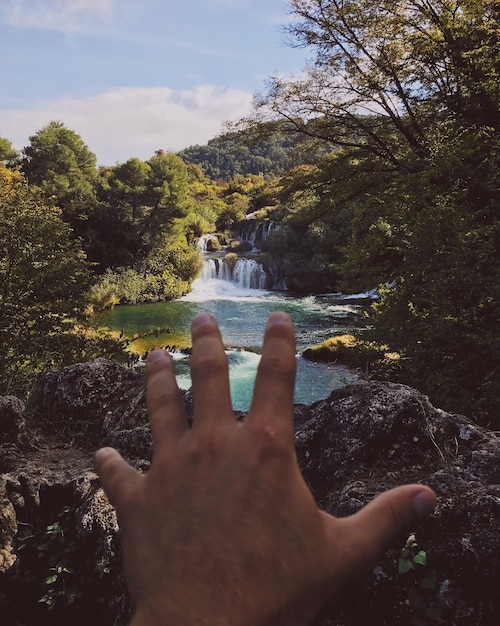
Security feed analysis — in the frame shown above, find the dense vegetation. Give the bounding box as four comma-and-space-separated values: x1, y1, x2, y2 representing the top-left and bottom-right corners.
0, 165, 130, 396
1, 0, 498, 427
240, 0, 499, 426
0, 125, 259, 397
178, 126, 322, 180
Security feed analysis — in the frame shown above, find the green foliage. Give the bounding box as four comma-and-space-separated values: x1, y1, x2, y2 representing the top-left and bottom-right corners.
368, 170, 500, 426
0, 166, 88, 395
144, 240, 203, 285
0, 165, 132, 398
398, 534, 445, 625
144, 152, 190, 240
91, 152, 205, 273
81, 201, 145, 270
216, 193, 248, 231
21, 121, 97, 222
241, 0, 500, 425
90, 243, 202, 306
260, 156, 368, 292
183, 204, 218, 239
264, 225, 336, 293
178, 127, 312, 180
0, 136, 18, 163
15, 504, 116, 624
303, 334, 386, 369
107, 157, 150, 219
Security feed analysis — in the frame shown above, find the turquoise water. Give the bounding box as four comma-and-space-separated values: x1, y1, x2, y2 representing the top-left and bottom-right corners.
104, 276, 368, 410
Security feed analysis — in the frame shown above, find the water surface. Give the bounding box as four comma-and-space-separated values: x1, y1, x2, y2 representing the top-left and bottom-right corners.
104, 272, 368, 410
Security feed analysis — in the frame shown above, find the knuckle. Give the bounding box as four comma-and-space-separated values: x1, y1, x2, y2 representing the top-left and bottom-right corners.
250, 419, 291, 460
186, 429, 226, 462
190, 354, 227, 379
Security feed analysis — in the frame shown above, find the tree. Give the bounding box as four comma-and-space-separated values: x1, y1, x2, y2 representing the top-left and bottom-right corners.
254, 0, 499, 164
88, 153, 203, 303
107, 157, 151, 220
178, 127, 310, 180
21, 121, 98, 223
144, 152, 190, 242
0, 137, 18, 163
0, 165, 93, 395
242, 0, 500, 424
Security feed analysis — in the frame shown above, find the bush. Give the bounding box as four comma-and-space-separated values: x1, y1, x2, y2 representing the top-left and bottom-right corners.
303, 334, 395, 370
90, 244, 202, 306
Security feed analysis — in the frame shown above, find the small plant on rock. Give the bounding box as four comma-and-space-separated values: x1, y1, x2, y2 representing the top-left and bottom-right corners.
398, 534, 445, 625
16, 502, 115, 623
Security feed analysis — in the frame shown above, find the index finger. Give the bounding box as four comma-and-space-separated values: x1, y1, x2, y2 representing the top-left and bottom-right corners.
246, 311, 296, 434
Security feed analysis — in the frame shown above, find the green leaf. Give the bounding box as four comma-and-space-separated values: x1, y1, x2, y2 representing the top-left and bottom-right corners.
420, 569, 437, 590
44, 575, 57, 585
39, 593, 55, 607
413, 550, 427, 566
401, 547, 410, 558
398, 557, 414, 574
424, 602, 444, 622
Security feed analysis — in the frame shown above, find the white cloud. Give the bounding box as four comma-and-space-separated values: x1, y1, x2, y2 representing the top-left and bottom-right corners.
2, 85, 254, 165
0, 0, 117, 33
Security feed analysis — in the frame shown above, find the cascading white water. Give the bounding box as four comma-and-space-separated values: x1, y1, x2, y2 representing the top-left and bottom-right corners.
261, 221, 278, 242
197, 234, 220, 251
232, 259, 267, 289
202, 257, 267, 289
238, 220, 279, 248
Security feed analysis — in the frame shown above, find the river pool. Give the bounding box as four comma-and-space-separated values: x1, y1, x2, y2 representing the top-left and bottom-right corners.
103, 273, 370, 410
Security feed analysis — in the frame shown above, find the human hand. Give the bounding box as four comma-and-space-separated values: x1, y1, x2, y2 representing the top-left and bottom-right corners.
95, 312, 436, 626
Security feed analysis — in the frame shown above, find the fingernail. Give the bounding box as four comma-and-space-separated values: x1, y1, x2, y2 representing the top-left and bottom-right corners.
95, 447, 113, 465
268, 311, 290, 325
192, 313, 214, 330
147, 349, 168, 364
412, 489, 437, 519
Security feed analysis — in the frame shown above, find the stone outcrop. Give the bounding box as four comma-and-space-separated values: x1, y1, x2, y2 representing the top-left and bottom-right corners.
1, 359, 499, 625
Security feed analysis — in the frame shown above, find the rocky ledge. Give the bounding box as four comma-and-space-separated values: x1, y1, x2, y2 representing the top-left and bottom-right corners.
1, 358, 499, 625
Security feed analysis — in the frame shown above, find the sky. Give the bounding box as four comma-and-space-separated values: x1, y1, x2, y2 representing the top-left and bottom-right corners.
0, 0, 308, 165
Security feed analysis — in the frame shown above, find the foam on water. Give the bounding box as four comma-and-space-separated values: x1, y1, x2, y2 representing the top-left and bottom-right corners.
172, 348, 359, 411
180, 277, 274, 303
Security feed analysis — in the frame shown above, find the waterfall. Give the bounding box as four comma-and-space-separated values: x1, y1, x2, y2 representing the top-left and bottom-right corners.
262, 221, 278, 242
197, 234, 220, 252
233, 258, 267, 289
202, 257, 267, 290
237, 220, 279, 248
262, 255, 287, 290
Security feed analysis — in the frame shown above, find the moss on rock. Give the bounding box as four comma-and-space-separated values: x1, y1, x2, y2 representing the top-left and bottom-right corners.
302, 334, 395, 369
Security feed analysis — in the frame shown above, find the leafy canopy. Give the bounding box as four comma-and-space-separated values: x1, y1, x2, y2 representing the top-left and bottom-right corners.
0, 165, 93, 394
242, 0, 500, 425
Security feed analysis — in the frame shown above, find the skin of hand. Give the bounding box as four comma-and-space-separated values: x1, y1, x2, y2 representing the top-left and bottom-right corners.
95, 312, 436, 626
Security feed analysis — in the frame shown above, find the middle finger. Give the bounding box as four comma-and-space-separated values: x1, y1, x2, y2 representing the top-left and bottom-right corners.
189, 313, 234, 428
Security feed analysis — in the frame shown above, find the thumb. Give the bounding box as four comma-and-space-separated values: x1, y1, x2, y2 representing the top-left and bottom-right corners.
95, 446, 141, 508
335, 485, 436, 578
